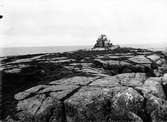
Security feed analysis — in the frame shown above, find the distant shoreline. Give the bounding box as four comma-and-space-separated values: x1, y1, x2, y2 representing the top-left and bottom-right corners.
0, 45, 166, 57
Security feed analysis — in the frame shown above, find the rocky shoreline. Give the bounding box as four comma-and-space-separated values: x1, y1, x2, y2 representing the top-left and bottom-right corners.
1, 47, 167, 122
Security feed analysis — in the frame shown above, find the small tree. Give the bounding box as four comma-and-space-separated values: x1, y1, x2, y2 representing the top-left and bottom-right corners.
94, 34, 112, 49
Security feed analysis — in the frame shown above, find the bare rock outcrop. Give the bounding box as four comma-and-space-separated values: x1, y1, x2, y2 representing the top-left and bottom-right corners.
5, 72, 167, 122
2, 47, 167, 122
94, 52, 167, 76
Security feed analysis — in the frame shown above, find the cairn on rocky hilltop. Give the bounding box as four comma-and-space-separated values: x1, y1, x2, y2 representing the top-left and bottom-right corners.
93, 34, 120, 50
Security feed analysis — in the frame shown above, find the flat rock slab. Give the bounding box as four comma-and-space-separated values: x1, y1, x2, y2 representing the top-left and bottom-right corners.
90, 73, 147, 87
147, 54, 161, 62
14, 84, 80, 122
16, 94, 63, 122
16, 84, 79, 101
15, 85, 48, 100
8, 55, 43, 64
89, 76, 120, 87
94, 59, 131, 66
116, 73, 147, 87
4, 68, 22, 74
17, 94, 46, 117
56, 59, 75, 63
81, 68, 109, 77
97, 55, 133, 60
49, 76, 97, 86
128, 55, 151, 64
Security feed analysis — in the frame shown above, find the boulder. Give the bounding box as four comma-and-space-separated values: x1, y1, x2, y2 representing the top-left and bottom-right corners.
146, 94, 167, 122
138, 77, 166, 99
110, 88, 144, 121
64, 86, 144, 122
64, 86, 123, 122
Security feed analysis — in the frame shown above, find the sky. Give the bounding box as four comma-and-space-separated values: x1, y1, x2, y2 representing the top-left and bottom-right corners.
0, 0, 167, 47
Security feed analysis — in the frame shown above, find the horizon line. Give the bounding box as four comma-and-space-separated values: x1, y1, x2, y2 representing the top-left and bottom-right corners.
1, 42, 167, 48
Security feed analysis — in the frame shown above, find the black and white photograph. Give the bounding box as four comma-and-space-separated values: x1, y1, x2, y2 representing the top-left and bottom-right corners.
0, 0, 167, 121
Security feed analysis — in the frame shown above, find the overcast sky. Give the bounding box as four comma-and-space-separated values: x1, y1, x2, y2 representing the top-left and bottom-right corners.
0, 0, 167, 47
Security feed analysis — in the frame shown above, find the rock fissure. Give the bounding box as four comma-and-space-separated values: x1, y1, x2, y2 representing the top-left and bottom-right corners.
33, 95, 47, 121
162, 83, 167, 100
60, 77, 101, 102
61, 86, 82, 102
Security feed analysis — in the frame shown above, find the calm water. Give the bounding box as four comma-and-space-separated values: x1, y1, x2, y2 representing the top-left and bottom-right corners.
0, 44, 166, 57
0, 46, 92, 57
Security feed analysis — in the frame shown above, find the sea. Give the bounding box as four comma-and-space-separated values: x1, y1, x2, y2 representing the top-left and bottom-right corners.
0, 44, 167, 57
0, 46, 92, 57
